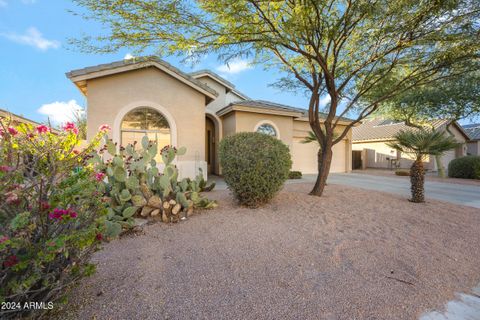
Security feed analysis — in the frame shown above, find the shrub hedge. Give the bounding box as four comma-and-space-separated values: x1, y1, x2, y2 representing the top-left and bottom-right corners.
448, 156, 480, 179
219, 132, 291, 207
289, 171, 303, 179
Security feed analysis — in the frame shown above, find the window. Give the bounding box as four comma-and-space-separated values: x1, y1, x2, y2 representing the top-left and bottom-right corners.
121, 107, 170, 162
256, 123, 277, 137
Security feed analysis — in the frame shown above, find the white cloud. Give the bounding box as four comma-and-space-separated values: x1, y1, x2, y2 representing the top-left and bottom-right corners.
37, 100, 84, 124
216, 59, 252, 75
124, 53, 134, 60
21, 0, 36, 3
1, 27, 60, 51
319, 95, 331, 107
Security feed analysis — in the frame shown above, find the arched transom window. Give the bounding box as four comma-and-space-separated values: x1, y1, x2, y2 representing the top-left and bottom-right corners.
121, 107, 170, 162
256, 123, 277, 137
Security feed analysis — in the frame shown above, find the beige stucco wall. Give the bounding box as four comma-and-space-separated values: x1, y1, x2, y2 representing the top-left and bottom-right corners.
86, 67, 207, 178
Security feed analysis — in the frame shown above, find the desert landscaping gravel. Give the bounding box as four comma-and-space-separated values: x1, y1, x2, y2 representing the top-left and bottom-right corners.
59, 183, 480, 320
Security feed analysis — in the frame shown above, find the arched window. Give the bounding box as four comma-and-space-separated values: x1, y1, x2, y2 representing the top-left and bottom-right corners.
121, 107, 170, 162
256, 123, 277, 137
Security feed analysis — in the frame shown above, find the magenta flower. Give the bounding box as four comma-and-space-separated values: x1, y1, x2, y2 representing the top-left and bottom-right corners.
0, 235, 9, 243
7, 127, 18, 136
98, 124, 111, 133
36, 125, 50, 134
95, 172, 106, 182
0, 165, 14, 172
63, 122, 79, 135
48, 208, 78, 220
3, 255, 18, 268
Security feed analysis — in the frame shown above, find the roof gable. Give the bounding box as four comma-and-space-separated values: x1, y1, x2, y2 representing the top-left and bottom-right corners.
353, 118, 468, 142
66, 57, 218, 101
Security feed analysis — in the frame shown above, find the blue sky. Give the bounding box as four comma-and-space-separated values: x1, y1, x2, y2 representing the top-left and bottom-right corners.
0, 0, 313, 125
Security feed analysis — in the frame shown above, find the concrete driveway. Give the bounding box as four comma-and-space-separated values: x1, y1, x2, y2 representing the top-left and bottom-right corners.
213, 173, 480, 208
310, 173, 480, 209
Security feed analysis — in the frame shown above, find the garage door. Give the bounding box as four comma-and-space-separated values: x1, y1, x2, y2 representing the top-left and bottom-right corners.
291, 138, 347, 174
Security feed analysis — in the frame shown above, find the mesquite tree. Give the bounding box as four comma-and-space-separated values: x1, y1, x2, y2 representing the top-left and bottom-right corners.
387, 130, 458, 203
72, 0, 480, 196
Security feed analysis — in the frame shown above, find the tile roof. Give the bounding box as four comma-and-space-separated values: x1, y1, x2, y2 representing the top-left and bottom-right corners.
463, 123, 480, 141
189, 70, 250, 99
352, 118, 450, 142
66, 57, 218, 97
218, 100, 355, 122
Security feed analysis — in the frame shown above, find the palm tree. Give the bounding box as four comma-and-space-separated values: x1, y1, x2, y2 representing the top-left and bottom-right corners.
387, 129, 458, 203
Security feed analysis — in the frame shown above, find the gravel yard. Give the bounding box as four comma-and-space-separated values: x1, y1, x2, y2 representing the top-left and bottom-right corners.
59, 183, 480, 320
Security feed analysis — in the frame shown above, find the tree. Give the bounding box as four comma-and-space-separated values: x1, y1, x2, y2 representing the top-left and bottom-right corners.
387, 129, 458, 203
373, 70, 480, 177
72, 0, 480, 196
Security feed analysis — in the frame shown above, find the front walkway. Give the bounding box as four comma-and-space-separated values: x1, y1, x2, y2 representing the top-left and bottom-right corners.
210, 173, 480, 208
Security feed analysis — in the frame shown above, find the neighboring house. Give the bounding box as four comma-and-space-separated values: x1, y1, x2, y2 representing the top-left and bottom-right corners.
463, 123, 480, 156
67, 57, 356, 178
352, 119, 468, 171
0, 108, 42, 127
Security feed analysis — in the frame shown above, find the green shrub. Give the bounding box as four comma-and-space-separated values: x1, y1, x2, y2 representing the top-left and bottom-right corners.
89, 137, 216, 236
395, 170, 410, 176
219, 132, 291, 207
448, 156, 480, 179
289, 171, 302, 179
0, 120, 106, 319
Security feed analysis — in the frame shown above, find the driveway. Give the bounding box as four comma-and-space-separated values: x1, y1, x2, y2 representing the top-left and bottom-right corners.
311, 173, 480, 209
212, 173, 480, 208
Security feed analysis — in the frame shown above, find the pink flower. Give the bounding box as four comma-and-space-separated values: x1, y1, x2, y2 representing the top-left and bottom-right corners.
49, 208, 78, 220
0, 165, 14, 172
3, 255, 18, 268
7, 127, 18, 136
36, 125, 50, 134
95, 172, 106, 182
63, 122, 79, 135
40, 201, 50, 211
27, 133, 35, 139
72, 150, 80, 155
0, 235, 9, 243
0, 129, 4, 137
96, 233, 103, 241
98, 124, 111, 133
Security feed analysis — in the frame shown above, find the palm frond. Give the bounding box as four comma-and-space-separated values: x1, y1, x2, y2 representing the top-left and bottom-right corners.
387, 129, 459, 161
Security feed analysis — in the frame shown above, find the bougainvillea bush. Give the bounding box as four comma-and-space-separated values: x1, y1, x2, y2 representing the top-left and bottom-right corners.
0, 120, 107, 319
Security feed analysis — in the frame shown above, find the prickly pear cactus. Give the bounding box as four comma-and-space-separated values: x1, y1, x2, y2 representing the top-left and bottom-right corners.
89, 134, 217, 236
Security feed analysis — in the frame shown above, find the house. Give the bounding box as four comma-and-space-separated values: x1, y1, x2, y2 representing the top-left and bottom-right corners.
463, 123, 480, 156
352, 119, 468, 171
66, 57, 356, 178
0, 108, 42, 127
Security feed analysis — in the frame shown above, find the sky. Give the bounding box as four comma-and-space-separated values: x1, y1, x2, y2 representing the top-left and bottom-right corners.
0, 0, 315, 125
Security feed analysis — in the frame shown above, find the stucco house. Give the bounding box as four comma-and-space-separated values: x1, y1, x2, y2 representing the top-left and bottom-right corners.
352, 119, 469, 171
67, 57, 355, 179
463, 123, 480, 156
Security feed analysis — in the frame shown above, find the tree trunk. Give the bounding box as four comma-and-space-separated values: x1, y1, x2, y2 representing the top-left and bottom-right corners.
310, 145, 333, 196
435, 154, 446, 178
410, 160, 425, 203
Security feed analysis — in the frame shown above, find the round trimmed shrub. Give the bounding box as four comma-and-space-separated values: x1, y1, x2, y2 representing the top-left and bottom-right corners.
448, 156, 480, 179
219, 132, 292, 207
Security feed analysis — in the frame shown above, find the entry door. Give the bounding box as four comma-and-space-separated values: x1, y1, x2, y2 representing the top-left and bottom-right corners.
352, 150, 362, 170
205, 117, 215, 174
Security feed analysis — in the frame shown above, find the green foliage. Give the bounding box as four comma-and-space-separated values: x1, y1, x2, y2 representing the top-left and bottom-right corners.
90, 137, 216, 235
387, 129, 459, 162
448, 156, 480, 179
219, 132, 291, 207
289, 171, 302, 179
0, 119, 106, 319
